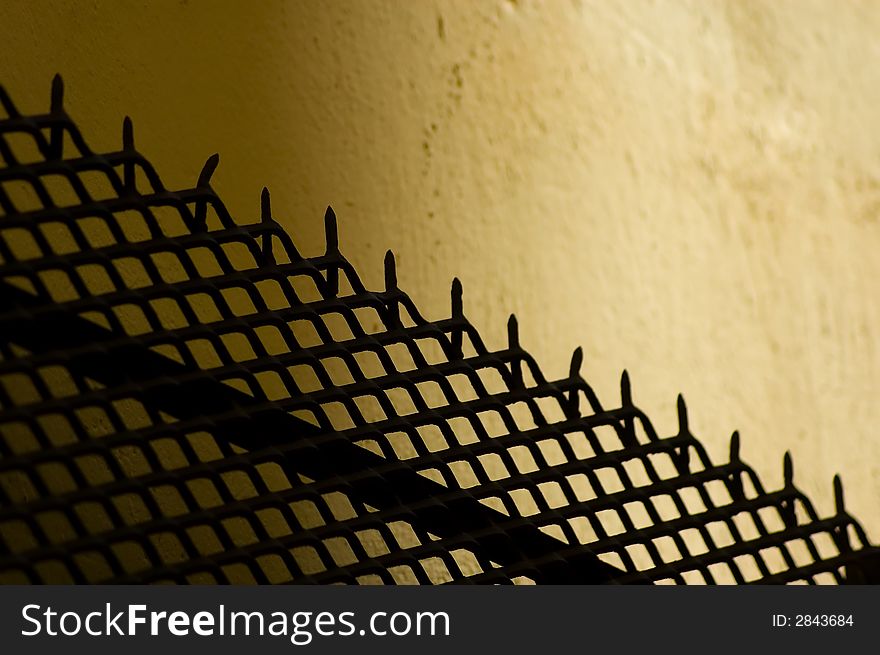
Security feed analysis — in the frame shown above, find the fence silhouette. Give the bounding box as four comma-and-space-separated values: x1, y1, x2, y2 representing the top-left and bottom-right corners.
0, 76, 877, 584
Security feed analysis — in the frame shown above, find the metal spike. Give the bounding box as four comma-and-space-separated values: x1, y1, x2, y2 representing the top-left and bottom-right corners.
450, 278, 463, 359
729, 431, 740, 462
565, 347, 583, 418
832, 475, 852, 552
384, 250, 397, 291
49, 74, 64, 159
383, 251, 400, 328
507, 314, 519, 349
569, 347, 583, 380
670, 395, 691, 472
779, 454, 797, 528
122, 116, 135, 194
451, 278, 463, 319
324, 206, 338, 253
676, 394, 689, 435
619, 370, 637, 447
122, 116, 134, 150
260, 188, 274, 264
620, 370, 632, 406
193, 154, 219, 230
726, 432, 744, 501
50, 74, 64, 113
323, 206, 339, 296
834, 474, 845, 515
507, 315, 523, 389
783, 451, 793, 487
197, 153, 220, 188
260, 187, 272, 222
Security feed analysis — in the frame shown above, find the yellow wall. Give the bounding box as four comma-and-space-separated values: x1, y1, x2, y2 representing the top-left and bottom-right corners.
2, 0, 879, 543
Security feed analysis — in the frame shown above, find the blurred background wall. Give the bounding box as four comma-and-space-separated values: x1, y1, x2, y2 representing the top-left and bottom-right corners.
2, 0, 878, 540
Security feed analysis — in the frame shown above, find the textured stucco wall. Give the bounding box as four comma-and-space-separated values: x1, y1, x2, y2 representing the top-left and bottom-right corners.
2, 0, 879, 541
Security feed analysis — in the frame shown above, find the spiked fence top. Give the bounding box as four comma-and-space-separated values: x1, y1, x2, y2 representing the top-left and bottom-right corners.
0, 77, 876, 585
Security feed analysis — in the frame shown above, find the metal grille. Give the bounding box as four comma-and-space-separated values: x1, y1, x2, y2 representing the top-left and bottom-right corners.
0, 77, 877, 585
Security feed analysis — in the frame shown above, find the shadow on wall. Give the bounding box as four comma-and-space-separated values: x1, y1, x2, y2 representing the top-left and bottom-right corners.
1, 0, 879, 547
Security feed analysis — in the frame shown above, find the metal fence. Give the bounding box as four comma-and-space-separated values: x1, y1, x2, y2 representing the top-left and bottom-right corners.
0, 76, 877, 584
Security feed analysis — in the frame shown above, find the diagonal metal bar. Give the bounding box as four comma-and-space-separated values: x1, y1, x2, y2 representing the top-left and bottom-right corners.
0, 279, 625, 584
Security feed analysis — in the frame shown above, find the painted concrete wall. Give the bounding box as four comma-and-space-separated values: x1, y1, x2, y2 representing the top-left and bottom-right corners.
2, 0, 879, 544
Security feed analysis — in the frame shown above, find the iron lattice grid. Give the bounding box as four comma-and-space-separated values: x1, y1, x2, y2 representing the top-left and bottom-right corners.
0, 77, 877, 585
